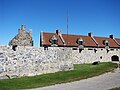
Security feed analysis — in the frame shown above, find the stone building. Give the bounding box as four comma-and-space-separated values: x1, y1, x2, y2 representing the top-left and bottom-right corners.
40, 30, 120, 62
9, 25, 33, 47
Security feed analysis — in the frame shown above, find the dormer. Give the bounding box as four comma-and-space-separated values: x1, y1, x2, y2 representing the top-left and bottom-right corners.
77, 38, 84, 45
77, 38, 84, 50
103, 40, 109, 46
50, 35, 58, 46
103, 40, 109, 50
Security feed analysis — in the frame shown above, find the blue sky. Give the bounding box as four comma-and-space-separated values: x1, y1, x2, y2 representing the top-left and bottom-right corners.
0, 0, 120, 46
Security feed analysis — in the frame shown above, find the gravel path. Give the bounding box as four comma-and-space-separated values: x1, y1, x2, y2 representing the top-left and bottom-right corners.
29, 69, 120, 90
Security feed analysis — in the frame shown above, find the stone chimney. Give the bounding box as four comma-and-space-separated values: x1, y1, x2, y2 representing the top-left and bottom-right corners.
88, 32, 93, 37
56, 30, 62, 35
109, 35, 114, 39
110, 34, 120, 46
56, 29, 66, 45
88, 32, 99, 46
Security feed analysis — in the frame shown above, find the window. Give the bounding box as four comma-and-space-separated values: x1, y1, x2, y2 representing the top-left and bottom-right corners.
88, 48, 93, 50
77, 38, 84, 50
72, 48, 78, 50
103, 40, 109, 46
100, 56, 102, 59
110, 49, 114, 51
94, 48, 97, 53
77, 38, 84, 45
79, 41, 83, 45
44, 46, 48, 50
106, 42, 109, 46
50, 35, 58, 46
51, 40, 58, 45
103, 40, 109, 50
12, 45, 17, 51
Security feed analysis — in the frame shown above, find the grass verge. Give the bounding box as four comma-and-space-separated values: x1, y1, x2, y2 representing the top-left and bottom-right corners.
110, 87, 120, 90
0, 62, 117, 90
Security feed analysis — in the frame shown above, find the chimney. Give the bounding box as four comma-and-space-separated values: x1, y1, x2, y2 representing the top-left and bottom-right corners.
56, 30, 66, 45
88, 32, 99, 46
109, 35, 114, 39
56, 30, 62, 35
88, 32, 93, 37
110, 34, 120, 46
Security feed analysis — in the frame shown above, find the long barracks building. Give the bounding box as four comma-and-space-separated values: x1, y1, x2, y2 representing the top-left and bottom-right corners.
40, 30, 120, 62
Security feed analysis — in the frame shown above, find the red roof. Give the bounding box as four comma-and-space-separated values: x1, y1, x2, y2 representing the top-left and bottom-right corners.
94, 36, 119, 48
41, 32, 120, 48
42, 32, 97, 47
115, 38, 120, 45
42, 32, 63, 46
62, 34, 97, 47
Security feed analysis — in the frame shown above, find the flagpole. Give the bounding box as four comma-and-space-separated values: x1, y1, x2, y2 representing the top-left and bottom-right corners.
67, 11, 68, 46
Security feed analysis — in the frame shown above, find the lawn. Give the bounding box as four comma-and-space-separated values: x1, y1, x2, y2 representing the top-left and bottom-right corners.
0, 62, 117, 90
110, 87, 120, 90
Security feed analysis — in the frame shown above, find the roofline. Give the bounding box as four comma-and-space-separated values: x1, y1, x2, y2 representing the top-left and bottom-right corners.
113, 38, 120, 46
43, 32, 120, 39
94, 36, 110, 39
41, 32, 120, 48
43, 32, 89, 37
43, 32, 57, 34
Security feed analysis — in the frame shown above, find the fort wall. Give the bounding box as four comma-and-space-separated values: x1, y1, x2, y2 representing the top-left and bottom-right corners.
0, 46, 119, 79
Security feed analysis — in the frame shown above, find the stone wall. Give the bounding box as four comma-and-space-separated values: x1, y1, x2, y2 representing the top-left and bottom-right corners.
71, 48, 120, 64
0, 46, 73, 79
0, 46, 120, 79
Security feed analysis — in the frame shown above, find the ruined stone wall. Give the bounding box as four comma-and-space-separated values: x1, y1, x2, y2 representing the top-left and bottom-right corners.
0, 46, 120, 79
9, 25, 33, 46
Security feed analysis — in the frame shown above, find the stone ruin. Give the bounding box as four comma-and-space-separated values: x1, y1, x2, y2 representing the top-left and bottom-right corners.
9, 25, 33, 46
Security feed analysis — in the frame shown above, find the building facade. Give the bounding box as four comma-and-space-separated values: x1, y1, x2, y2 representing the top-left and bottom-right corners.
40, 30, 120, 62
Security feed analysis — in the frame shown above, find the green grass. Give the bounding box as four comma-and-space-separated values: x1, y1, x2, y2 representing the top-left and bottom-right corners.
110, 87, 120, 90
0, 62, 117, 90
